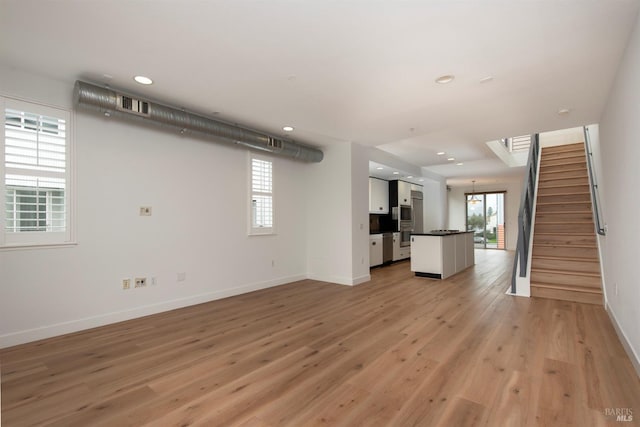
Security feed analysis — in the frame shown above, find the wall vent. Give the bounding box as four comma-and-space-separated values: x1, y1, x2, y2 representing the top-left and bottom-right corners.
116, 95, 150, 116
267, 137, 283, 151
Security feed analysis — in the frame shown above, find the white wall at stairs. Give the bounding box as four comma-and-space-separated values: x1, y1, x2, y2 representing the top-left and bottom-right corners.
599, 9, 640, 375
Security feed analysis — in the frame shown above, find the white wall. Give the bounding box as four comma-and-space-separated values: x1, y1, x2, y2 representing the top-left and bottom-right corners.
306, 142, 370, 286
0, 67, 312, 347
350, 143, 372, 284
599, 9, 640, 373
447, 178, 523, 251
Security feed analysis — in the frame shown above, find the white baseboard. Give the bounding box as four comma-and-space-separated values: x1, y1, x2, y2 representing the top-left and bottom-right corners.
306, 273, 371, 286
605, 302, 640, 379
351, 274, 371, 286
0, 274, 306, 349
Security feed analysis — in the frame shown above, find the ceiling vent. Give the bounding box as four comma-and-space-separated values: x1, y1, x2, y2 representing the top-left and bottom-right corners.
73, 80, 323, 163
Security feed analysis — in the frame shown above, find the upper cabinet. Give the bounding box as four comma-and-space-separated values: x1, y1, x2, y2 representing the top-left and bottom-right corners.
369, 177, 389, 214
411, 183, 423, 192
389, 180, 412, 206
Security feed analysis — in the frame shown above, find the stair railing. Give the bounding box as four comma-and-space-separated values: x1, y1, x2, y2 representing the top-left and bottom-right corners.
511, 134, 540, 294
583, 127, 606, 236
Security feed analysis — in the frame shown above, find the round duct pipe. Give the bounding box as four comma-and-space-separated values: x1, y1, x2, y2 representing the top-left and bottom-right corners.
73, 80, 323, 163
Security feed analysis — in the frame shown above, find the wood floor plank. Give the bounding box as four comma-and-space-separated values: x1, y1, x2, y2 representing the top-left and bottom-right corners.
1, 250, 639, 426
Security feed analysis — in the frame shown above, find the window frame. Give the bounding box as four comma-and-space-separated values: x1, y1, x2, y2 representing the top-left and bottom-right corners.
1, 96, 75, 249
248, 152, 275, 236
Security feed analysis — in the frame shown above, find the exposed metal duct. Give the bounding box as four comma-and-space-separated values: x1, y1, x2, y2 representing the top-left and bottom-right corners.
73, 80, 324, 163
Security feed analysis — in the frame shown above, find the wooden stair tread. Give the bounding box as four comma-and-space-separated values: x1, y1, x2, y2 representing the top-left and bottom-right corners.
534, 232, 593, 236
542, 142, 584, 151
541, 151, 585, 157
537, 201, 590, 205
540, 159, 586, 165
537, 182, 588, 187
540, 167, 587, 176
530, 282, 603, 294
538, 175, 588, 182
538, 213, 592, 216
532, 255, 599, 262
536, 220, 593, 225
534, 243, 597, 249
536, 211, 593, 215
531, 267, 600, 277
538, 191, 590, 196
539, 165, 586, 171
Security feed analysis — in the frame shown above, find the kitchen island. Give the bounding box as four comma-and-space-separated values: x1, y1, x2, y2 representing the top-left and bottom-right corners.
410, 231, 475, 279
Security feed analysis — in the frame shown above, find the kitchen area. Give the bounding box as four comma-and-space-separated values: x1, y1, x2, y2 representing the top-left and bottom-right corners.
368, 178, 423, 266
369, 175, 474, 279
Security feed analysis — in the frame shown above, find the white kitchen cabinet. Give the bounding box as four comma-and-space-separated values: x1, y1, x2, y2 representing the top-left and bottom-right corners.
411, 235, 442, 275
369, 178, 389, 214
393, 232, 411, 261
454, 233, 467, 272
392, 232, 401, 261
442, 235, 457, 278
369, 234, 383, 267
411, 232, 474, 279
399, 246, 411, 260
397, 180, 412, 206
410, 183, 423, 192
465, 232, 475, 268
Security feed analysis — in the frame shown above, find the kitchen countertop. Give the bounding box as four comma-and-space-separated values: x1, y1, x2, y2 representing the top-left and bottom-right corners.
411, 231, 474, 236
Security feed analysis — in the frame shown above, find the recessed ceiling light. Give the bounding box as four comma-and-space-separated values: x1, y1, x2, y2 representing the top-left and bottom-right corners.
447, 157, 455, 161
479, 76, 494, 83
419, 179, 424, 182
376, 167, 384, 170
407, 176, 413, 179
133, 75, 153, 85
435, 75, 455, 84
283, 126, 294, 132
393, 171, 400, 175
558, 108, 570, 115
456, 162, 464, 166
437, 152, 446, 156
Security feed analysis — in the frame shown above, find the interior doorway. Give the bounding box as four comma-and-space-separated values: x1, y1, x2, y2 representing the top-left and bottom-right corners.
465, 191, 506, 249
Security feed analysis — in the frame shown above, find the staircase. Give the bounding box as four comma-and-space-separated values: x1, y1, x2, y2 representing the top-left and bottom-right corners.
530, 142, 603, 305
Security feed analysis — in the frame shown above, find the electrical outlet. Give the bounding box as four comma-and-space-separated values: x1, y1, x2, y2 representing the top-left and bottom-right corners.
151, 277, 157, 286
122, 279, 131, 290
139, 206, 152, 216
135, 277, 147, 288
177, 272, 186, 282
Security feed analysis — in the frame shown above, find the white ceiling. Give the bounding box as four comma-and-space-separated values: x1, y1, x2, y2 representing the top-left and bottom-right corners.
2, 0, 638, 184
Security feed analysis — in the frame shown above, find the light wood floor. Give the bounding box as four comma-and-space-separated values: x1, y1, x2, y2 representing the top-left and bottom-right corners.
1, 250, 639, 426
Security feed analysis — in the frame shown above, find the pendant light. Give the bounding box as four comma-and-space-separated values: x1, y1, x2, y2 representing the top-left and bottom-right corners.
469, 180, 481, 204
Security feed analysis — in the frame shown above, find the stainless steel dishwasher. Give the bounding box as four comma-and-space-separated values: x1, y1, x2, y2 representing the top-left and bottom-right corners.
382, 232, 393, 264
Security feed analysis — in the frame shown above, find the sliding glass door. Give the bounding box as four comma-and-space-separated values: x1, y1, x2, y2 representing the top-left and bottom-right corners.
466, 192, 505, 249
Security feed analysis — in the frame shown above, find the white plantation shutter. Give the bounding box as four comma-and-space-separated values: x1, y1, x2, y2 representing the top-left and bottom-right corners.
2, 98, 72, 246
250, 155, 274, 234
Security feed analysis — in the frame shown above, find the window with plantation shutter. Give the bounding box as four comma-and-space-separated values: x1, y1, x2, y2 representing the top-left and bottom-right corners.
249, 154, 274, 235
1, 97, 73, 247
